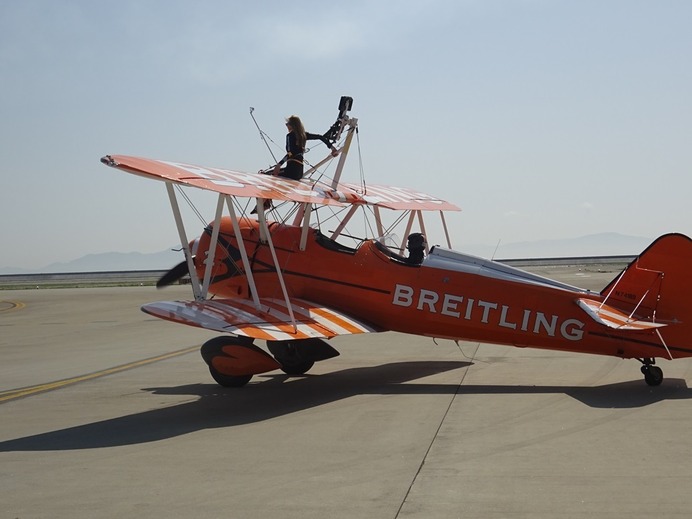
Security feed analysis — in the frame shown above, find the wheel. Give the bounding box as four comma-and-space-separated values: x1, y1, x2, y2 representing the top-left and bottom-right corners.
200, 336, 277, 387
208, 366, 252, 387
280, 360, 315, 376
641, 365, 663, 386
266, 340, 315, 375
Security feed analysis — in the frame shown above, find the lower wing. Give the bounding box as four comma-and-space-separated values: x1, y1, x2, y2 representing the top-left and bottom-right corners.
142, 297, 380, 341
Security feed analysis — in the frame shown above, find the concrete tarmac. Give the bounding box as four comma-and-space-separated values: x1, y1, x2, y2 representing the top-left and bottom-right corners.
2, 267, 692, 518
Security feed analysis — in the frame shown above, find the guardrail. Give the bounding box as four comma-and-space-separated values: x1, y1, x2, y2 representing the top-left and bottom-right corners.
0, 270, 172, 288
0, 255, 636, 289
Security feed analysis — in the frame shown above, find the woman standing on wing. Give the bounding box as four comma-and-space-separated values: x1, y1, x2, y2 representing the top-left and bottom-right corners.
253, 115, 338, 213
273, 115, 338, 180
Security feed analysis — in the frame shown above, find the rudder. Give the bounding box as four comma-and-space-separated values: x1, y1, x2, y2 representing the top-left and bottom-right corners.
600, 233, 692, 331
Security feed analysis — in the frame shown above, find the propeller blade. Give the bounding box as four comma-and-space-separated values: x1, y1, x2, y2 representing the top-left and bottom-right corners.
157, 260, 192, 288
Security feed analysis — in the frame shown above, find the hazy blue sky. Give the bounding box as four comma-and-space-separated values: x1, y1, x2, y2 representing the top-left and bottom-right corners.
1, 0, 690, 271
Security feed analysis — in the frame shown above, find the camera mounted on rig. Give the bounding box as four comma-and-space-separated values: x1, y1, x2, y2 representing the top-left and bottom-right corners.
323, 96, 354, 144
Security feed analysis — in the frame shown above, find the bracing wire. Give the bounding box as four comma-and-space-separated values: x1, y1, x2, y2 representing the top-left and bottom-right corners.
171, 185, 255, 277
454, 340, 479, 361
356, 127, 366, 194
175, 184, 208, 227
433, 338, 483, 363
249, 107, 280, 164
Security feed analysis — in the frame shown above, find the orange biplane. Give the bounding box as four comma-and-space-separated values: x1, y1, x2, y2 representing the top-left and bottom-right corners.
101, 97, 692, 388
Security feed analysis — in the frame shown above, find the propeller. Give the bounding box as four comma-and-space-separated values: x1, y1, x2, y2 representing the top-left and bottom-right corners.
156, 258, 193, 288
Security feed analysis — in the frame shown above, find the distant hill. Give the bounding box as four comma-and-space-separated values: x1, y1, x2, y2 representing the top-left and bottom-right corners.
0, 248, 182, 275
0, 233, 655, 275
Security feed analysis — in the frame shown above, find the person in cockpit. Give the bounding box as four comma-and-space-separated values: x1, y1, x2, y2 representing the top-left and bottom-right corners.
406, 233, 426, 264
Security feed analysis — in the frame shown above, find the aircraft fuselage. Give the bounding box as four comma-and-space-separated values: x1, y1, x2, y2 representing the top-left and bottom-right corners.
197, 218, 686, 361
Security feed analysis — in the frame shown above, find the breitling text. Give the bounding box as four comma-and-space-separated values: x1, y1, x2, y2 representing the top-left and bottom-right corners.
392, 283, 585, 341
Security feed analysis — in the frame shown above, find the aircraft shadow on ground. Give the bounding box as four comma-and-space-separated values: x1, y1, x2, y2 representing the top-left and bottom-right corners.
1, 361, 690, 452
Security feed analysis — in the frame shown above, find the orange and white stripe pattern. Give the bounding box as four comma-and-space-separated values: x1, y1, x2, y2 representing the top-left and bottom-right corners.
341, 182, 459, 211
103, 155, 460, 212
576, 298, 667, 331
142, 297, 379, 341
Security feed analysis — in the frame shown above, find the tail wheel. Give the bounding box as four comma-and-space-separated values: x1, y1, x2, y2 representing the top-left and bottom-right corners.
639, 358, 663, 386
641, 364, 663, 386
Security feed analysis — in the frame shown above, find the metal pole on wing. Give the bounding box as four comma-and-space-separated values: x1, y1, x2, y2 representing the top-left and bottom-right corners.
440, 210, 452, 248
224, 196, 262, 310
165, 182, 203, 301
330, 118, 357, 190
256, 201, 298, 332
199, 194, 225, 297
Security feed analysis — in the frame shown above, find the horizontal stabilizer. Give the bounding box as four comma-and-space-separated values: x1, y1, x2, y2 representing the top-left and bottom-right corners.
576, 298, 667, 331
142, 297, 379, 341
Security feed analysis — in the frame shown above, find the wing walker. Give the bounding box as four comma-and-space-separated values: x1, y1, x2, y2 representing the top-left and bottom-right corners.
101, 96, 692, 388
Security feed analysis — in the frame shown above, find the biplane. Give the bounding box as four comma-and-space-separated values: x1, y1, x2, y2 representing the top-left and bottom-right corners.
101, 96, 692, 388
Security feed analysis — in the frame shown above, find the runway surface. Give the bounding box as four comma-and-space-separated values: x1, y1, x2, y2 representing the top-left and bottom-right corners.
2, 266, 692, 518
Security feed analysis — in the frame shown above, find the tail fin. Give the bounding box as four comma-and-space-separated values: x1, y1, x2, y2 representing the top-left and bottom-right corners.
600, 234, 692, 330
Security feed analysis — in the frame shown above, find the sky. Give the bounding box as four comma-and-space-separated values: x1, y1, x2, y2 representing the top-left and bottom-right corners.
1, 0, 691, 271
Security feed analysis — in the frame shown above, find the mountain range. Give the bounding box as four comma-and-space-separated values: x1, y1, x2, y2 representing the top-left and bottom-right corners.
0, 232, 654, 275
1, 249, 183, 275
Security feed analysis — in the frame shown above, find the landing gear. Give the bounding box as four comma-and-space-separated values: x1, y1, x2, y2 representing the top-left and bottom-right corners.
200, 336, 281, 388
267, 338, 340, 376
639, 358, 664, 386
267, 340, 315, 375
199, 336, 341, 386
208, 369, 253, 388
280, 358, 315, 376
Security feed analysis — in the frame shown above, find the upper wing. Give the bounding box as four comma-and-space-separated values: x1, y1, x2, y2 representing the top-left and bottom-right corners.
142, 297, 381, 341
576, 298, 667, 331
339, 182, 460, 211
101, 155, 460, 212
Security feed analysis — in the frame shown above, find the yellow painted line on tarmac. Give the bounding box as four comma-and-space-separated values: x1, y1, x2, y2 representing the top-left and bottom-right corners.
0, 300, 25, 313
0, 345, 200, 404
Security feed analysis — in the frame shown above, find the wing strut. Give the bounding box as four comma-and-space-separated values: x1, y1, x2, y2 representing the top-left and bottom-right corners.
255, 199, 298, 331
417, 210, 429, 253
399, 211, 416, 253
440, 210, 452, 248
166, 182, 203, 301
299, 203, 313, 251
373, 206, 384, 238
330, 205, 359, 241
330, 117, 358, 189
199, 194, 225, 298
224, 196, 262, 309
